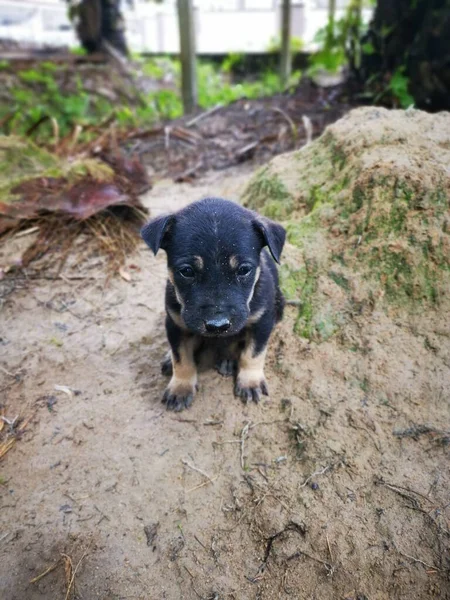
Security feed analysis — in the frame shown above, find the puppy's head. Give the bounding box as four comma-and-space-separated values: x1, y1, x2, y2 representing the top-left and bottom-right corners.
141, 198, 285, 337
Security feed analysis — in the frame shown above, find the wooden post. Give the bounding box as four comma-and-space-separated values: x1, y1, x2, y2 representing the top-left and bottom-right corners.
177, 0, 198, 114
279, 0, 291, 88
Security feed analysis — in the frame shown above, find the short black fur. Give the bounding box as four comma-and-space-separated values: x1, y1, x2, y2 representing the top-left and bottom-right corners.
141, 197, 286, 411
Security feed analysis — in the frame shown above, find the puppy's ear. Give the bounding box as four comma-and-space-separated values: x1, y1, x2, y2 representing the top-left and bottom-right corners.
253, 218, 286, 264
141, 214, 173, 255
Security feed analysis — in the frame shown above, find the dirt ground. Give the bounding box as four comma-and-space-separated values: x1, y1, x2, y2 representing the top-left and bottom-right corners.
0, 165, 449, 600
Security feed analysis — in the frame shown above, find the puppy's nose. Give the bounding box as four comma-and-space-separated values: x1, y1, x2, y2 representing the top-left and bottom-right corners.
205, 317, 231, 334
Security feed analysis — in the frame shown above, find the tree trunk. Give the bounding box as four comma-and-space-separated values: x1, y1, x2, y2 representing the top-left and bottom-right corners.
361, 0, 450, 111
279, 0, 292, 87
71, 0, 129, 57
177, 0, 198, 114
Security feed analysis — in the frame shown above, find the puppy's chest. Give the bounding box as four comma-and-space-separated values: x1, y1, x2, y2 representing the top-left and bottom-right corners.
199, 332, 246, 359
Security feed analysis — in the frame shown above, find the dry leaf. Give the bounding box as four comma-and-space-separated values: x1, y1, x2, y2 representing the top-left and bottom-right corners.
54, 385, 74, 398
119, 267, 131, 282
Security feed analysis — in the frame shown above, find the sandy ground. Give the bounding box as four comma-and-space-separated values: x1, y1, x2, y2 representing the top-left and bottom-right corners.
0, 167, 449, 600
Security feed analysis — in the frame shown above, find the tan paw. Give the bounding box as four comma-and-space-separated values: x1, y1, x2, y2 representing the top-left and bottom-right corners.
234, 378, 269, 403
162, 381, 196, 411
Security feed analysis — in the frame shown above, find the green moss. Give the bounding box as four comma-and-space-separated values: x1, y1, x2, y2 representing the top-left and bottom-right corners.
322, 132, 346, 170
328, 270, 350, 291
66, 159, 114, 182
0, 135, 115, 206
0, 136, 59, 188
281, 260, 339, 341
286, 212, 320, 248
242, 167, 293, 219
243, 113, 450, 341
279, 263, 304, 300
294, 261, 317, 339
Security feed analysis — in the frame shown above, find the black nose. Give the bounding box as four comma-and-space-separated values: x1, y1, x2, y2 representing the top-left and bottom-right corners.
205, 317, 231, 334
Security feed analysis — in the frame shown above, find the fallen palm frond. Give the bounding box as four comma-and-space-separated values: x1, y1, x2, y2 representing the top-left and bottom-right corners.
0, 135, 150, 274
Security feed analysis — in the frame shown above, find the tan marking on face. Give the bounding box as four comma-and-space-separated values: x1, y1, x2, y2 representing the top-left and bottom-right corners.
247, 266, 261, 308
247, 306, 266, 325
237, 339, 267, 389
229, 255, 239, 269
193, 255, 204, 270
167, 270, 185, 308
167, 307, 187, 331
168, 336, 198, 394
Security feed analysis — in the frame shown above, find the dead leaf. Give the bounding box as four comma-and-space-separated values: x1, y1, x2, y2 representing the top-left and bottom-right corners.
54, 385, 74, 399
119, 267, 131, 282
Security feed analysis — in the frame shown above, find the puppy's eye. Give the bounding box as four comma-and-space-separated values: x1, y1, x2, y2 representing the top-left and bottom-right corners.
237, 264, 253, 277
178, 266, 195, 279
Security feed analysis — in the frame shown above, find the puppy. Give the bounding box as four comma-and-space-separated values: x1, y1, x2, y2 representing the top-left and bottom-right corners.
141, 197, 286, 411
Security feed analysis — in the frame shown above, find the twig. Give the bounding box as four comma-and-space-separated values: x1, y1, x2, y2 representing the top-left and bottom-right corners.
300, 465, 331, 488
174, 160, 203, 183
193, 535, 208, 550
375, 478, 434, 504
187, 476, 218, 492
270, 107, 297, 144
181, 459, 215, 484
326, 534, 333, 564
302, 115, 313, 146
212, 440, 241, 446
101, 40, 133, 77
0, 366, 16, 378
64, 542, 92, 600
30, 561, 60, 584
183, 565, 203, 599
186, 104, 223, 127
396, 546, 441, 571
1, 415, 19, 427
164, 126, 171, 150
236, 141, 259, 160
13, 226, 40, 239
240, 421, 252, 470
287, 550, 334, 575
51, 117, 59, 148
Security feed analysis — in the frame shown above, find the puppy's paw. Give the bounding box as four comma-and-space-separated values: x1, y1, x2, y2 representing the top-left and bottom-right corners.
234, 378, 269, 404
161, 354, 173, 376
162, 384, 195, 411
216, 359, 237, 377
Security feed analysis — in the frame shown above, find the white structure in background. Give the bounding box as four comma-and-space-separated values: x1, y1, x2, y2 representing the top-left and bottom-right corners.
0, 0, 372, 53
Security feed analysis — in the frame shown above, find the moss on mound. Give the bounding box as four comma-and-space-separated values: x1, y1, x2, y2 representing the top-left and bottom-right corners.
0, 135, 114, 206
242, 107, 450, 340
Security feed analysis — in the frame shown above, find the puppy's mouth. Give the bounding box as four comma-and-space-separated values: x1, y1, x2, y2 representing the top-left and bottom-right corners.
201, 328, 235, 338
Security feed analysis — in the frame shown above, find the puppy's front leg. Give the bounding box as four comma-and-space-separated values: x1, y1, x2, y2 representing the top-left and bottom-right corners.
235, 312, 273, 403
163, 316, 198, 411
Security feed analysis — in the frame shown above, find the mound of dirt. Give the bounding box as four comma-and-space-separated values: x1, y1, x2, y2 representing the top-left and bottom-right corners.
243, 107, 450, 341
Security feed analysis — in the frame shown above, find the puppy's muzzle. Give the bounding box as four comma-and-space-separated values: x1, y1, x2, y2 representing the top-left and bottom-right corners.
204, 316, 231, 335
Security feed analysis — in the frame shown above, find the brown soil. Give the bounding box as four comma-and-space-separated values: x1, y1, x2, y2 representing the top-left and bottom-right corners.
1, 163, 449, 598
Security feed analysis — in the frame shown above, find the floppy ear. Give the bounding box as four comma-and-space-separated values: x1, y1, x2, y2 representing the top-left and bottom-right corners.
141, 214, 173, 255
253, 218, 286, 264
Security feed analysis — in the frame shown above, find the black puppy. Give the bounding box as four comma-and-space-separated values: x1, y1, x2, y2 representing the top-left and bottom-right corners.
141, 197, 286, 411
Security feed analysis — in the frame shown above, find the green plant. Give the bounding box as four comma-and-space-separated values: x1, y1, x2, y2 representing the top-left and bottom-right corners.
267, 35, 304, 53
386, 67, 414, 108
308, 0, 367, 75
1, 56, 302, 144
221, 52, 245, 74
